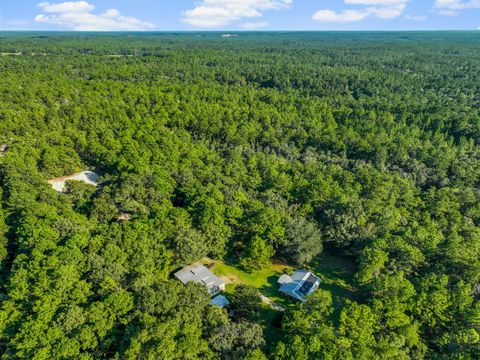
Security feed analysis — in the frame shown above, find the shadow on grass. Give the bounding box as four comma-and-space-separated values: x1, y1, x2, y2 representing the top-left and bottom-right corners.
308, 250, 359, 322
260, 275, 279, 297
259, 275, 296, 309
258, 306, 285, 351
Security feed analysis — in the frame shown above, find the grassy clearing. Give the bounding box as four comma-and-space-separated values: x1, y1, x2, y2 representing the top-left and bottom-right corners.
204, 250, 358, 344
205, 249, 358, 310
204, 258, 294, 307
308, 250, 359, 320
310, 251, 358, 301
202, 258, 292, 347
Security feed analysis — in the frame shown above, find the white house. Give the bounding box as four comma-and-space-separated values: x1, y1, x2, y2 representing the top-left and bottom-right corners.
278, 270, 321, 302
174, 264, 226, 297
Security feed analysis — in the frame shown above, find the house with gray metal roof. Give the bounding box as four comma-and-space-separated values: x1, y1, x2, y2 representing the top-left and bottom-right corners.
174, 263, 225, 297
278, 270, 321, 301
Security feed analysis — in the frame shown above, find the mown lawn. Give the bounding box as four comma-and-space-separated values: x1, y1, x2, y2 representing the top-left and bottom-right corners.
203, 250, 358, 344
205, 250, 358, 311
203, 259, 295, 307
308, 250, 359, 321
202, 258, 294, 347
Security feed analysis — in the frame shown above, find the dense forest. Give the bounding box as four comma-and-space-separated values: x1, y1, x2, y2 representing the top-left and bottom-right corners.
0, 32, 479, 359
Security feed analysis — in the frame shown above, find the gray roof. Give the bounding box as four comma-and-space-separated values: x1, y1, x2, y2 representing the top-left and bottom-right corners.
290, 270, 310, 282
174, 264, 224, 295
279, 270, 321, 301
278, 274, 293, 285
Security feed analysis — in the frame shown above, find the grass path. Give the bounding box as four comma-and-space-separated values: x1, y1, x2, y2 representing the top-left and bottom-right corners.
260, 295, 284, 311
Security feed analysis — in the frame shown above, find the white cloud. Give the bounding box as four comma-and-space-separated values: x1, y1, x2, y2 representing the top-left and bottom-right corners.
182, 0, 292, 28
436, 9, 461, 15
313, 0, 408, 23
38, 1, 94, 13
313, 9, 370, 22
34, 1, 155, 31
405, 14, 428, 20
345, 0, 406, 4
434, 0, 480, 15
242, 21, 270, 29
367, 4, 406, 18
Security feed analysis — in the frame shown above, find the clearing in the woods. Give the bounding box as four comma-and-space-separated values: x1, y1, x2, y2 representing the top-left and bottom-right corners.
204, 250, 358, 344
206, 251, 357, 309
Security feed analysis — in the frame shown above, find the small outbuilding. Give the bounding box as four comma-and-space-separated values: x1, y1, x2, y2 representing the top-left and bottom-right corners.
278, 270, 321, 302
174, 263, 226, 297
210, 294, 230, 308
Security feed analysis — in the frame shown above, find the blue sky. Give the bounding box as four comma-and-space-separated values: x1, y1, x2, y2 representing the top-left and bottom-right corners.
0, 1, 479, 31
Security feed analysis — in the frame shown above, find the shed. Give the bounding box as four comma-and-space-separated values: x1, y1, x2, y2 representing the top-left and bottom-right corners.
211, 294, 230, 308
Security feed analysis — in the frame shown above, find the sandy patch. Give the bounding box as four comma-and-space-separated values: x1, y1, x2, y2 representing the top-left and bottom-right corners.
48, 170, 99, 192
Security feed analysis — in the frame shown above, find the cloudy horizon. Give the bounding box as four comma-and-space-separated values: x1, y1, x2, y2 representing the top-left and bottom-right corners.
0, 1, 479, 31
